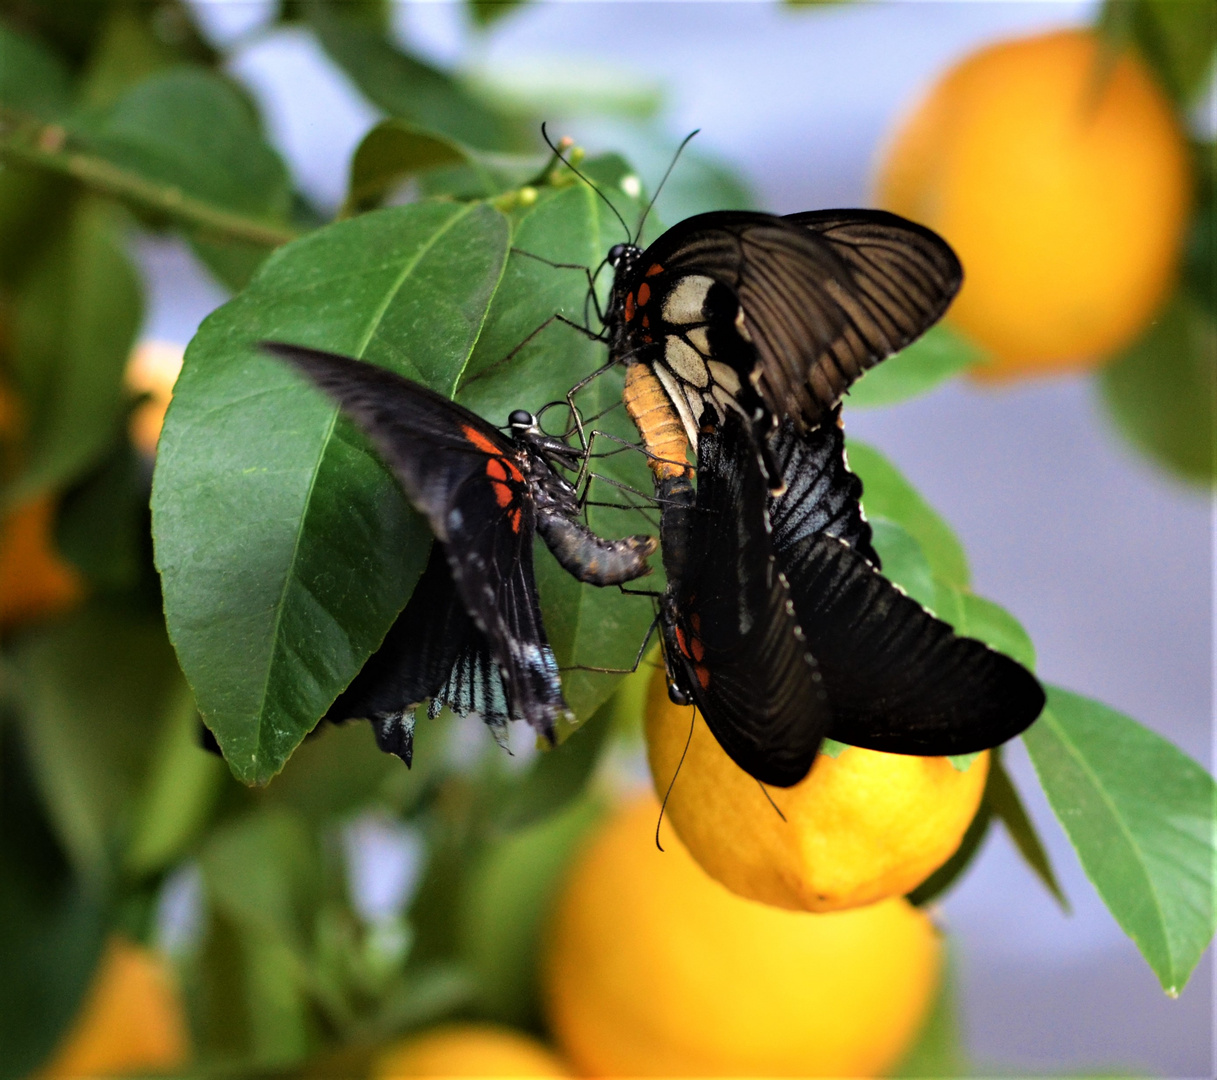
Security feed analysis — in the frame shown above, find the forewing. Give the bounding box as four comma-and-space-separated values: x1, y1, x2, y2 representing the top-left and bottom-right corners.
768, 412, 878, 566
782, 533, 1044, 754
665, 417, 831, 787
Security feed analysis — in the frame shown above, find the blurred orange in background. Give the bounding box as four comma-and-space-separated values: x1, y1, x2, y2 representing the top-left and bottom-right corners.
373, 1023, 571, 1078
125, 340, 184, 456
878, 28, 1192, 378
543, 795, 941, 1078
40, 936, 189, 1079
645, 666, 989, 912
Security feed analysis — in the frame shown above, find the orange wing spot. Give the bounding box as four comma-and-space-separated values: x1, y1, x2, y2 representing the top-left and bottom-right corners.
503, 457, 525, 484
462, 424, 502, 456
485, 457, 508, 482
642, 334, 653, 344
696, 664, 711, 689
637, 282, 651, 306
646, 263, 664, 277
625, 292, 636, 322
674, 625, 690, 659
510, 508, 523, 533
690, 637, 705, 662
690, 613, 702, 635
641, 314, 650, 328
492, 481, 513, 508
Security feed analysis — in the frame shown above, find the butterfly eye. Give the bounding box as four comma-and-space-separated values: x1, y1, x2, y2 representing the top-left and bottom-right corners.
508, 409, 534, 428
607, 243, 628, 266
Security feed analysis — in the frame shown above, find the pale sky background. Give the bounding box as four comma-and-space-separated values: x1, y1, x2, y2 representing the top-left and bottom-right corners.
139, 3, 1214, 1075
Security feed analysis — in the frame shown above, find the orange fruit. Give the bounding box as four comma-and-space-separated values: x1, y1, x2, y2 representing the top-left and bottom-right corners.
543, 795, 941, 1078
645, 665, 988, 911
40, 936, 189, 1078
877, 28, 1191, 376
373, 1023, 571, 1077
125, 340, 184, 455
0, 494, 84, 631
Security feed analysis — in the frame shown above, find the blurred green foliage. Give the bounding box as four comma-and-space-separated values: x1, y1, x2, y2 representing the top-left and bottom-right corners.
0, 2, 1212, 1077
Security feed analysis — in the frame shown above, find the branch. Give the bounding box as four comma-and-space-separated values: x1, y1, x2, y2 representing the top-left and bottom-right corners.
0, 117, 300, 249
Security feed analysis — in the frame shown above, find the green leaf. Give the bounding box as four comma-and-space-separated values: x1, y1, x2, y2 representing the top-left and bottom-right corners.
1182, 141, 1214, 319
457, 159, 658, 726
0, 719, 108, 1080
867, 517, 937, 609
930, 584, 1037, 671
308, 2, 514, 151
467, 0, 528, 28
460, 794, 604, 1025
846, 324, 986, 409
846, 438, 969, 588
1023, 686, 1217, 995
818, 738, 850, 759
987, 749, 1069, 910
893, 947, 970, 1078
11, 603, 187, 883
1098, 0, 1217, 107
152, 202, 510, 784
343, 118, 545, 213
1098, 291, 1216, 485
5, 196, 142, 504
0, 20, 71, 119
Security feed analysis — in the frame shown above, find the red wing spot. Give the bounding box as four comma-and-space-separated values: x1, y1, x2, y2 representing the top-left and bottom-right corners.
637, 282, 651, 306
510, 508, 523, 533
485, 457, 508, 482
690, 637, 705, 662
503, 457, 525, 484
641, 313, 650, 328
642, 334, 653, 344
674, 626, 690, 659
492, 481, 513, 508
462, 424, 502, 456
696, 664, 710, 689
625, 292, 636, 322
690, 613, 701, 635
646, 263, 664, 277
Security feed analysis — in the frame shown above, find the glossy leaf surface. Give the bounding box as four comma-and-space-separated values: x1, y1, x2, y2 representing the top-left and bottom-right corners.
847, 324, 985, 409
152, 202, 510, 783
1024, 686, 1217, 995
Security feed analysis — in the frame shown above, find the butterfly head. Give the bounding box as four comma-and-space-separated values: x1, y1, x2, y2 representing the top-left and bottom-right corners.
508, 409, 536, 433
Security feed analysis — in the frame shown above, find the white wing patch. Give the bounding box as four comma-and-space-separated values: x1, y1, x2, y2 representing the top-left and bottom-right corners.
654, 363, 701, 451
662, 275, 714, 325
686, 325, 712, 355
665, 336, 710, 387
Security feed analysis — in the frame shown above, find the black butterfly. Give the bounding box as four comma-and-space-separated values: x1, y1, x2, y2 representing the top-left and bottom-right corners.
607, 209, 962, 485
262, 342, 656, 763
766, 416, 1045, 757
655, 413, 830, 788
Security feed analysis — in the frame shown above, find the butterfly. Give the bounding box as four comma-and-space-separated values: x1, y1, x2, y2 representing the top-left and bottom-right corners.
606, 208, 962, 486
262, 342, 656, 763
653, 412, 829, 787
766, 416, 1045, 756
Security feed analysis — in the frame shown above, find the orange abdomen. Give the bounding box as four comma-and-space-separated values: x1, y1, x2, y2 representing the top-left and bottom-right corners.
623, 365, 691, 481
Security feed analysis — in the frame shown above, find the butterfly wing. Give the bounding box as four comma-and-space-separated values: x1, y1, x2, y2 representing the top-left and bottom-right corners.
265, 342, 566, 740
767, 411, 879, 567
780, 532, 1044, 755
661, 417, 831, 787
623, 209, 961, 435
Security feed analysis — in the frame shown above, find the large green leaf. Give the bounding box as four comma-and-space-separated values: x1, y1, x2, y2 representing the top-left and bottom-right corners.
1098, 0, 1217, 107
987, 749, 1068, 909
846, 324, 986, 409
152, 201, 510, 784
6, 195, 142, 504
930, 584, 1037, 671
1023, 686, 1217, 995
1098, 292, 1216, 485
457, 159, 658, 726
0, 20, 71, 119
846, 438, 970, 588
11, 603, 186, 883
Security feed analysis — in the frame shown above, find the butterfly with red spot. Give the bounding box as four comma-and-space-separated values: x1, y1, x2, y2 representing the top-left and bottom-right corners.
262, 342, 656, 764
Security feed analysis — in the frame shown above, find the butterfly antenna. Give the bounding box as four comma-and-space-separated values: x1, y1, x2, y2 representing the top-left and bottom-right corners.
755, 780, 787, 822
634, 129, 699, 243
542, 122, 632, 243
655, 706, 696, 852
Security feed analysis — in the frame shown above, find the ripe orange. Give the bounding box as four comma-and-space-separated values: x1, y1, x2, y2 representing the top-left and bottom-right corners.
543, 795, 941, 1077
373, 1023, 571, 1077
125, 340, 184, 455
877, 28, 1191, 376
0, 495, 84, 631
645, 665, 988, 911
40, 936, 189, 1078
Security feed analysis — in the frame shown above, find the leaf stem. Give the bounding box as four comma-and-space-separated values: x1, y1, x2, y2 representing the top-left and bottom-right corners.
0, 117, 300, 248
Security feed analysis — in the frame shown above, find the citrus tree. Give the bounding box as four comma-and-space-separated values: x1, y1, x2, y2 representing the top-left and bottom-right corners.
0, 2, 1212, 1077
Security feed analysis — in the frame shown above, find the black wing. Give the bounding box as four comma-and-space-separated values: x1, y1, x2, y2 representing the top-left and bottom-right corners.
325, 543, 512, 765
264, 342, 566, 740
767, 411, 878, 567
633, 209, 961, 432
660, 416, 831, 787
780, 532, 1044, 755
